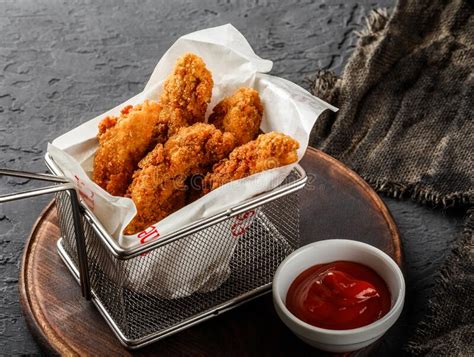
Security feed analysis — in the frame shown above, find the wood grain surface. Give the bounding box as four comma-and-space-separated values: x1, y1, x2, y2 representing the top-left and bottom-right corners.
19, 148, 401, 356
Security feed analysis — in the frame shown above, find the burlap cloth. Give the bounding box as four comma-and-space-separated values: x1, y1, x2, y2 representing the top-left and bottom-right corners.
406, 209, 473, 355
309, 0, 473, 355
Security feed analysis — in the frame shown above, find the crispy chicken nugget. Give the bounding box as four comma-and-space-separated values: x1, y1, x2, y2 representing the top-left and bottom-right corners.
93, 53, 213, 196
159, 53, 214, 129
208, 87, 263, 146
124, 123, 235, 235
93, 100, 162, 196
203, 132, 299, 193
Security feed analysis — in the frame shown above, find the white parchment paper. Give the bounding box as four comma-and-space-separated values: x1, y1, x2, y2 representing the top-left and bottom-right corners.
48, 24, 336, 298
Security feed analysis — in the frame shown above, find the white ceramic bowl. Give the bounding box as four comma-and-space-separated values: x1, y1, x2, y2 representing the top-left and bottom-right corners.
273, 239, 405, 353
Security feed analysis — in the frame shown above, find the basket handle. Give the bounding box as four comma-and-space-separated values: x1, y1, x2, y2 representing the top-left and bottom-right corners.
0, 169, 91, 300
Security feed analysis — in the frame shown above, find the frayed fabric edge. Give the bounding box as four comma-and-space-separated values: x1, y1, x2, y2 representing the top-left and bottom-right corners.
362, 175, 474, 208
404, 208, 474, 355
354, 8, 390, 39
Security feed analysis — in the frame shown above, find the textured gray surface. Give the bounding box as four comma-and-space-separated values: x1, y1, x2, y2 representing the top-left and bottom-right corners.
0, 0, 464, 355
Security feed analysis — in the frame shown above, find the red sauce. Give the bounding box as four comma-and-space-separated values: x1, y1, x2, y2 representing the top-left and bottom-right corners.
286, 261, 391, 330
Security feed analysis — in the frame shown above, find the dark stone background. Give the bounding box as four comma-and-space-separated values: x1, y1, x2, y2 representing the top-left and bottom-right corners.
0, 0, 464, 355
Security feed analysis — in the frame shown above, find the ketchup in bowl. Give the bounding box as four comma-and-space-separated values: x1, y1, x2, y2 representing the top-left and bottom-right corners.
286, 261, 391, 330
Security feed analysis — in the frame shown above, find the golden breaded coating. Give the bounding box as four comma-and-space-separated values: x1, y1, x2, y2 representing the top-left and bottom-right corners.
93, 100, 163, 196
208, 87, 263, 146
151, 52, 214, 143
159, 53, 214, 131
93, 53, 213, 196
124, 123, 236, 234
203, 132, 299, 193
123, 144, 187, 235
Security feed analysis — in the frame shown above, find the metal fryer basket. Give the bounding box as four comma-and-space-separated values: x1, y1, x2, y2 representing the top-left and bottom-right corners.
42, 153, 306, 348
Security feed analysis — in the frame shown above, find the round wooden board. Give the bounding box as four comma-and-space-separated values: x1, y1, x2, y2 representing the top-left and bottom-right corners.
19, 148, 401, 356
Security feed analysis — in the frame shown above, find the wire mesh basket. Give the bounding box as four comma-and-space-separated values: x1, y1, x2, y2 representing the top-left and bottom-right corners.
2, 153, 306, 349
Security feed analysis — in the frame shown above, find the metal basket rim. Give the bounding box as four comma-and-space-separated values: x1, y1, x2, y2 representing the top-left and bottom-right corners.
45, 152, 307, 259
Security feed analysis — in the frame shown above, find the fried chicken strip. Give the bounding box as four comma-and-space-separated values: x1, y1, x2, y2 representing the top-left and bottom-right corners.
93, 101, 162, 196
124, 123, 235, 234
156, 53, 214, 141
208, 87, 263, 146
203, 132, 299, 193
93, 53, 213, 196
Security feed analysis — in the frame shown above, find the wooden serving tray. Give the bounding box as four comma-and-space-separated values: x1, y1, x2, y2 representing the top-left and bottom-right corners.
19, 148, 401, 355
